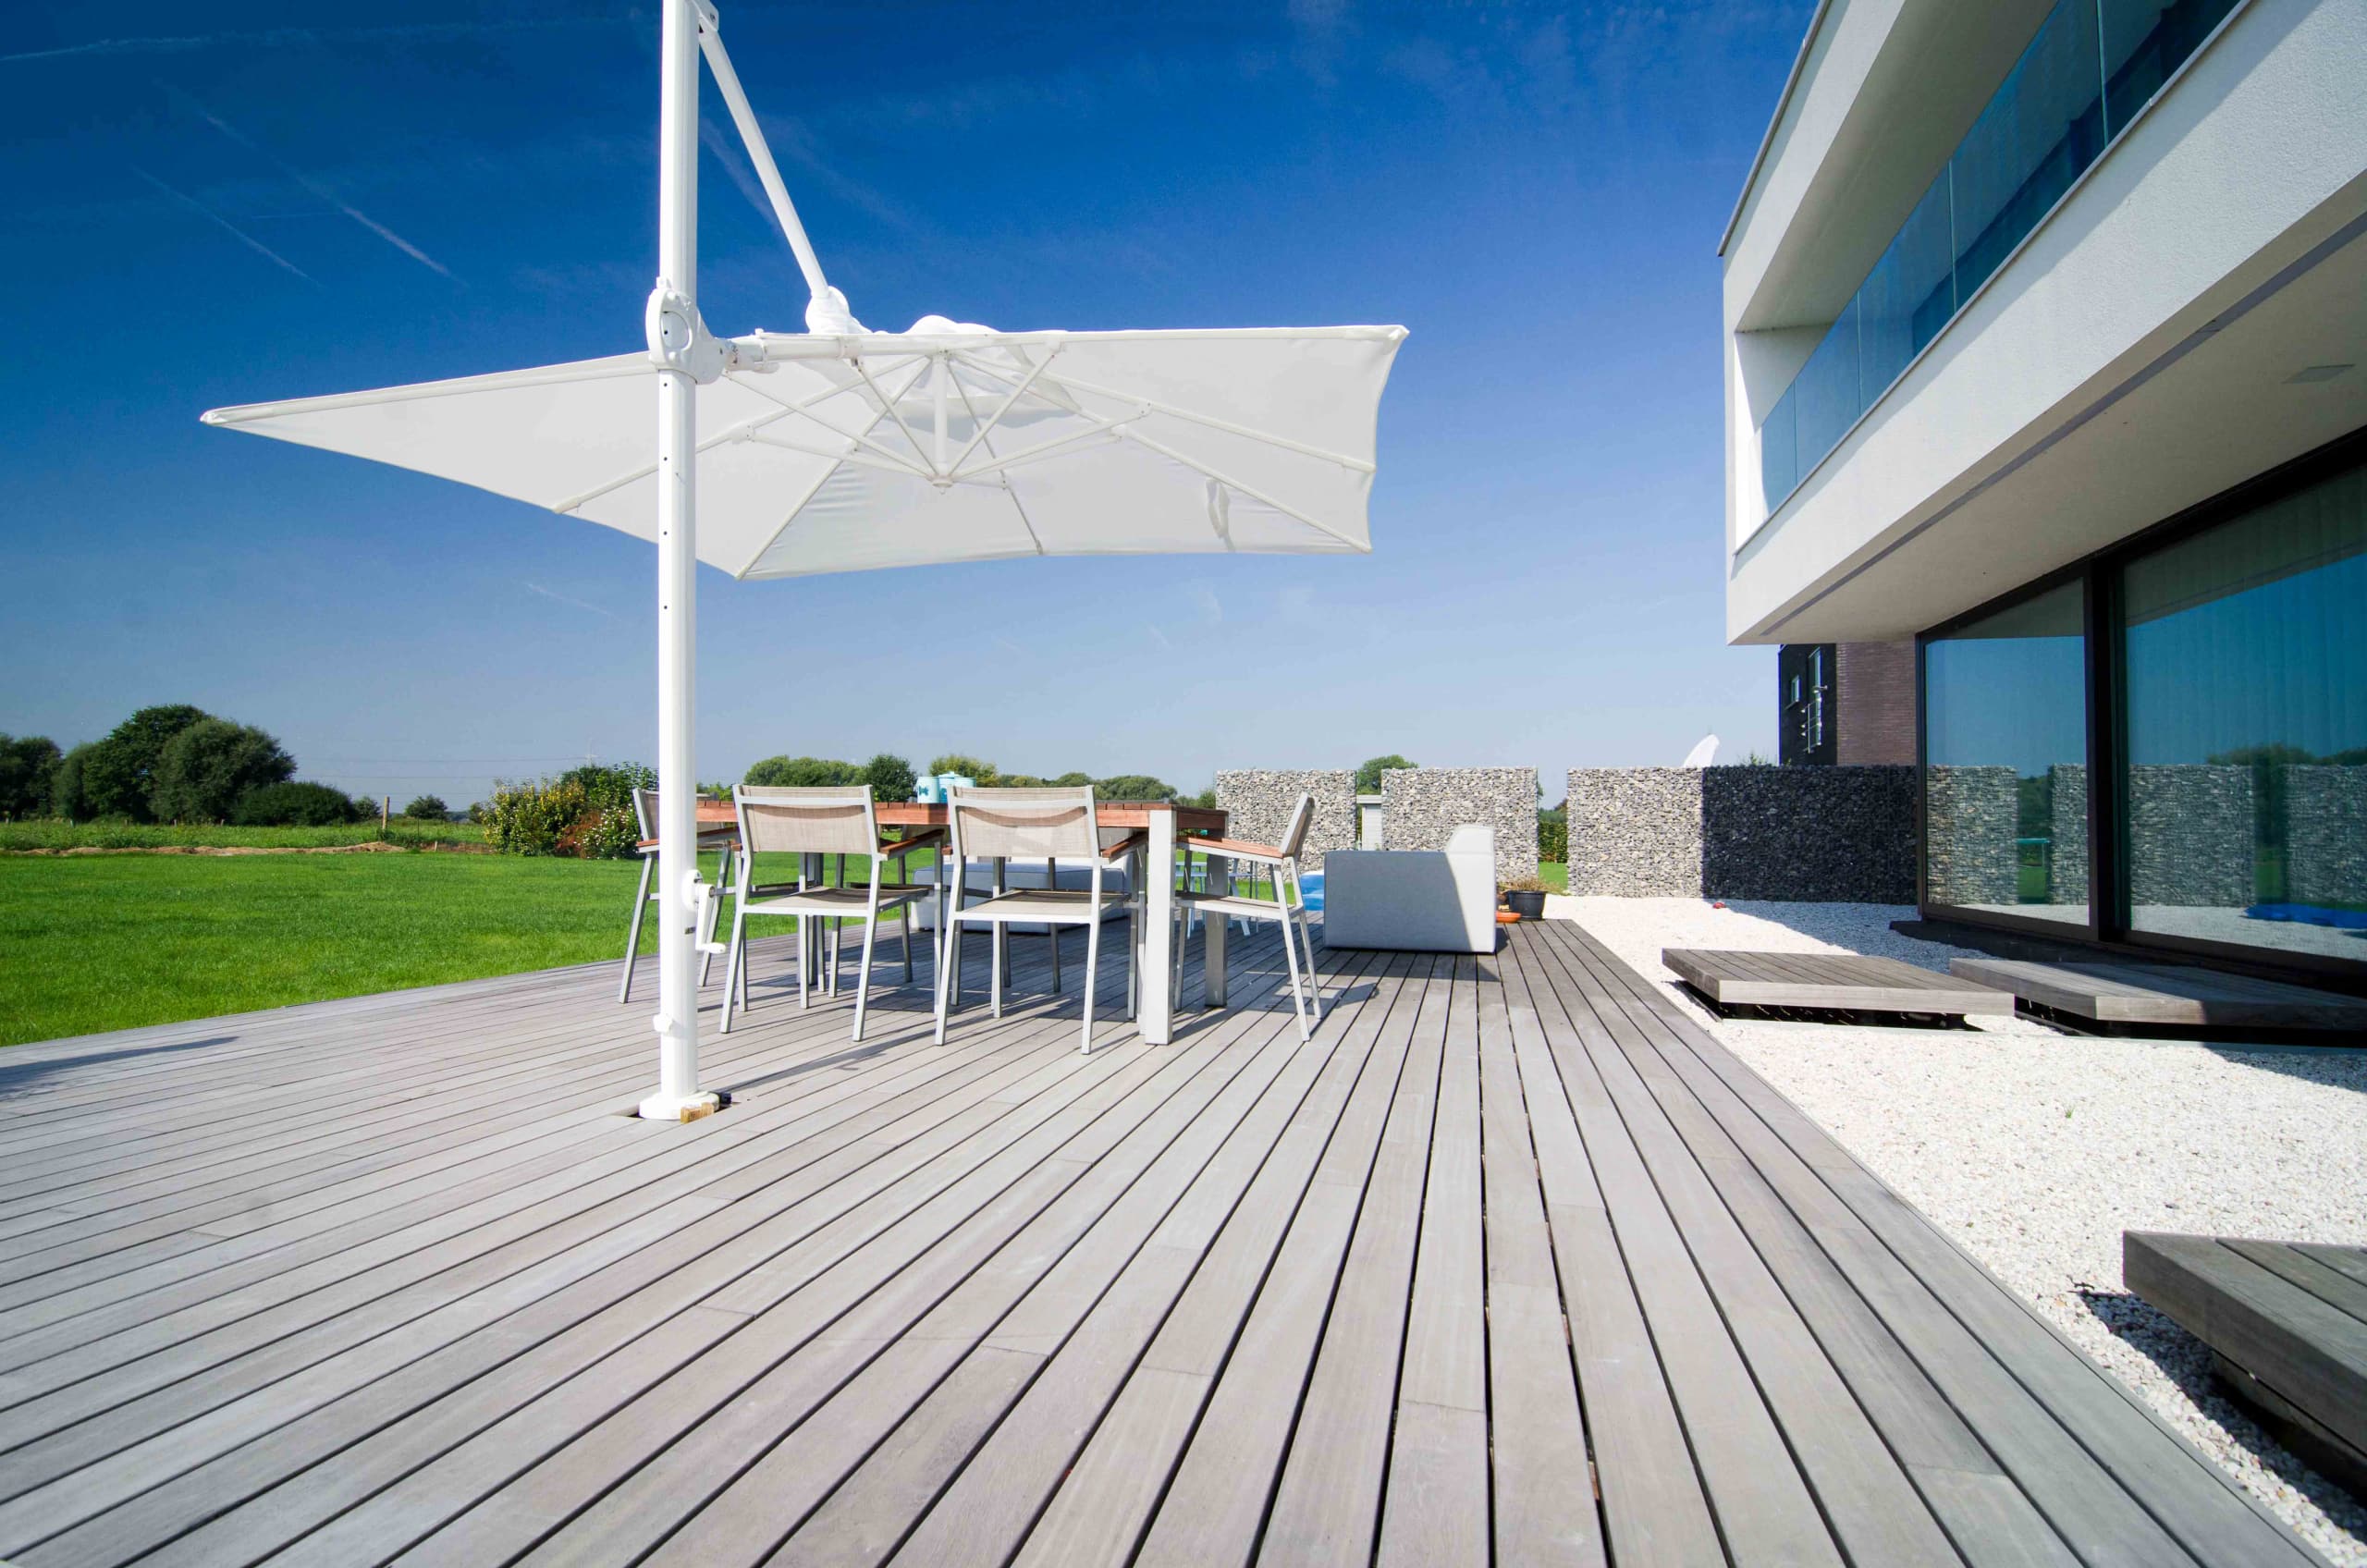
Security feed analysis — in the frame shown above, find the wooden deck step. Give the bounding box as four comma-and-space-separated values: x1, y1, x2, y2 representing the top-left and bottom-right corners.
1666, 949, 2014, 1016
2127, 1231, 2367, 1493
1951, 959, 2367, 1030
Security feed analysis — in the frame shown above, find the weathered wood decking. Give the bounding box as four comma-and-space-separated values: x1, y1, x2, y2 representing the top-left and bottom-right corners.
1666, 948, 2016, 1018
1951, 956, 2367, 1032
0, 920, 2324, 1566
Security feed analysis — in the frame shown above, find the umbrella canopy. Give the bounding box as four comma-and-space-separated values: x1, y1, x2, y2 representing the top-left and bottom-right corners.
202, 318, 1403, 578
199, 0, 1404, 1118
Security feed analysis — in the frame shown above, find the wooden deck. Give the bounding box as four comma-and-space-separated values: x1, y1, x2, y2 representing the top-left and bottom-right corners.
2127, 1232, 2367, 1495
1666, 948, 2016, 1018
1951, 957, 2367, 1031
0, 920, 2325, 1567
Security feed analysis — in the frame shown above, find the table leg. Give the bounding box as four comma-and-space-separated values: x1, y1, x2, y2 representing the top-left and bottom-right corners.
1138, 813, 1175, 1045
990, 856, 1007, 1017
1204, 850, 1229, 1008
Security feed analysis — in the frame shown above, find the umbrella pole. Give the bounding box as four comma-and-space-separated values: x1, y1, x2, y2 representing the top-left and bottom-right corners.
639, 0, 719, 1122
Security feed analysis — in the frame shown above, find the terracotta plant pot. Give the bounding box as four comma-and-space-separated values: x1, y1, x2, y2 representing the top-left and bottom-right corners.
1495, 909, 1522, 925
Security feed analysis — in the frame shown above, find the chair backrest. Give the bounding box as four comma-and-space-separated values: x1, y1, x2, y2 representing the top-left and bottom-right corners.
733, 785, 878, 857
1279, 793, 1316, 862
949, 785, 1099, 864
632, 787, 658, 841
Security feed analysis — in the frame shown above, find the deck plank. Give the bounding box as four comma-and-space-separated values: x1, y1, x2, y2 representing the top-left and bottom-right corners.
0, 921, 2324, 1568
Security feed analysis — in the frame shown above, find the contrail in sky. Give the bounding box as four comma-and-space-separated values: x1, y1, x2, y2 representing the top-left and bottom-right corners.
129, 166, 314, 283
165, 86, 456, 281
523, 582, 620, 619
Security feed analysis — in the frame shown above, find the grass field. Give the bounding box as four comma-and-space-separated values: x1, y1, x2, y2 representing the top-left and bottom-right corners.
0, 817, 484, 851
0, 849, 1577, 1047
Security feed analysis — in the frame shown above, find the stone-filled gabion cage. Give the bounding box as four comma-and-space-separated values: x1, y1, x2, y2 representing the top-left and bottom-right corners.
1381, 766, 1539, 882
1212, 771, 1356, 870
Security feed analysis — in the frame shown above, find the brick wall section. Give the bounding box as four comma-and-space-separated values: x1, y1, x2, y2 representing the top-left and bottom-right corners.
1923, 765, 2018, 905
1212, 771, 1356, 870
2128, 765, 2253, 908
1381, 767, 1539, 882
1563, 766, 1914, 900
2285, 766, 2367, 907
1835, 642, 1918, 765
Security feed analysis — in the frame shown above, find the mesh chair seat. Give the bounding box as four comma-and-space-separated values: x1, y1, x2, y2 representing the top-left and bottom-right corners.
945, 887, 1131, 924
737, 883, 932, 917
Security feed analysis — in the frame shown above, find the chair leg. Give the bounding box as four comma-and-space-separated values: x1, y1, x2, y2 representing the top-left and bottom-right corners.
1294, 908, 1324, 1026
696, 846, 718, 987
1080, 914, 1100, 1055
852, 915, 879, 1041
1171, 905, 1186, 1011
1277, 900, 1311, 1042
933, 916, 959, 1044
720, 904, 749, 1034
619, 853, 654, 1003
1126, 907, 1139, 1021
901, 902, 915, 984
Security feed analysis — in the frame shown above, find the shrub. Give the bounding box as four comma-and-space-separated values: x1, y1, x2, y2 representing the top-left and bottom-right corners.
1093, 775, 1175, 802
1355, 754, 1415, 794
484, 762, 653, 857
403, 794, 450, 819
1538, 804, 1567, 864
861, 753, 917, 802
925, 753, 998, 784
744, 755, 860, 788
1499, 874, 1551, 894
81, 704, 213, 821
0, 735, 61, 819
150, 718, 295, 823
232, 780, 365, 826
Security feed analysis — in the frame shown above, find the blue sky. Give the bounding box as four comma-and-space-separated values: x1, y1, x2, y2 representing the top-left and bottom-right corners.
0, 1, 1809, 807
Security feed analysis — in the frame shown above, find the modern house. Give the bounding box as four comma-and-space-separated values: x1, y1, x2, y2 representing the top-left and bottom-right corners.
1777, 641, 1917, 765
1723, 0, 2367, 982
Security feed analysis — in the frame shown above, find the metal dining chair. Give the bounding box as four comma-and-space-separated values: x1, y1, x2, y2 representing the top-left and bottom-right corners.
716, 785, 944, 1040
619, 788, 737, 1003
1171, 792, 1323, 1039
934, 786, 1140, 1054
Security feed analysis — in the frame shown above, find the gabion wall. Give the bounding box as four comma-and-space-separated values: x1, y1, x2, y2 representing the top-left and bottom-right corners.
1563, 766, 1914, 901
1380, 766, 1539, 881
2285, 766, 2367, 906
2049, 764, 2091, 907
1212, 771, 1356, 870
2128, 765, 2253, 908
1564, 770, 1701, 896
1921, 765, 2018, 906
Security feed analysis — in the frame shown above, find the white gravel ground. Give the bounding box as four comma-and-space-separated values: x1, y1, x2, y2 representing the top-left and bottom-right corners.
1551, 895, 2367, 1566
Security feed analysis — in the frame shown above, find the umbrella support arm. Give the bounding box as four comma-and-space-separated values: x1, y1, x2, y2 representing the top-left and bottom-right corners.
639, 0, 720, 1125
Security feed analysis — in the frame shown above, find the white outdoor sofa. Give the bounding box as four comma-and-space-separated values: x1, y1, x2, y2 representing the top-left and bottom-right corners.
1319, 824, 1498, 953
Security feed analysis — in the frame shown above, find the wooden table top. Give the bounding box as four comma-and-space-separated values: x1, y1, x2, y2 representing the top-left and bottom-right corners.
696, 798, 1226, 838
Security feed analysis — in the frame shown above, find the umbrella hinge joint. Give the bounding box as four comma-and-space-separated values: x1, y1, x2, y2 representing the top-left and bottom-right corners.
645, 281, 731, 385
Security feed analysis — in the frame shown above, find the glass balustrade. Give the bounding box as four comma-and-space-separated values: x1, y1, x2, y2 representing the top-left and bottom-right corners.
1757, 0, 2240, 517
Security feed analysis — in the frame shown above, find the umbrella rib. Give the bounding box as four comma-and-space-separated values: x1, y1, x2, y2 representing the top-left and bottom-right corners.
731, 362, 937, 479
948, 366, 1046, 556
1114, 427, 1366, 550
942, 348, 1059, 477
733, 358, 934, 578
848, 355, 938, 478
743, 430, 944, 479
550, 376, 863, 514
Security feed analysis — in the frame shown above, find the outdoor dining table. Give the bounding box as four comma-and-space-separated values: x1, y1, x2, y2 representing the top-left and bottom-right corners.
697, 798, 1232, 1045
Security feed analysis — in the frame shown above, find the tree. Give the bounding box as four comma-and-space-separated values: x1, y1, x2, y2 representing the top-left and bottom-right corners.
1093, 775, 1176, 802
0, 735, 61, 818
744, 755, 859, 788
150, 718, 296, 822
925, 753, 998, 784
403, 794, 450, 819
47, 744, 93, 819
1355, 754, 1415, 794
1050, 772, 1094, 788
861, 753, 918, 802
80, 704, 213, 820
1183, 786, 1217, 810
231, 780, 365, 826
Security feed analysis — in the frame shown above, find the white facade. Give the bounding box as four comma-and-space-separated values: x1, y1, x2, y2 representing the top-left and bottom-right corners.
1722, 0, 2367, 645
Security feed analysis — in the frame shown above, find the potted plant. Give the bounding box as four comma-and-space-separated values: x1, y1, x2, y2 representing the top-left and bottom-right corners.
1500, 875, 1549, 921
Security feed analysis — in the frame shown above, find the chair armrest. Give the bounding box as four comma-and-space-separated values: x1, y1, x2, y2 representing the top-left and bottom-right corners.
879, 827, 947, 858
1101, 830, 1147, 862
1193, 835, 1286, 864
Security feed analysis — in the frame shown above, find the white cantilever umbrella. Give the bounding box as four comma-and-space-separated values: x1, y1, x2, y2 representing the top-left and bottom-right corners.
202, 0, 1404, 1120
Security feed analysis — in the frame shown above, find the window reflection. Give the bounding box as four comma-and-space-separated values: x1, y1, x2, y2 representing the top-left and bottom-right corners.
1923, 580, 2089, 922
2122, 463, 2367, 959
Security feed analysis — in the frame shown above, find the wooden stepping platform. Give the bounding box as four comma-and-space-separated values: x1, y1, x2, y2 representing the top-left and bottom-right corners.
1664, 948, 2015, 1018
1950, 957, 2367, 1031
2127, 1231, 2367, 1493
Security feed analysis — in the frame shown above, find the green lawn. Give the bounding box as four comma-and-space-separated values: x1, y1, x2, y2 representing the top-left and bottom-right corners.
0, 817, 485, 851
